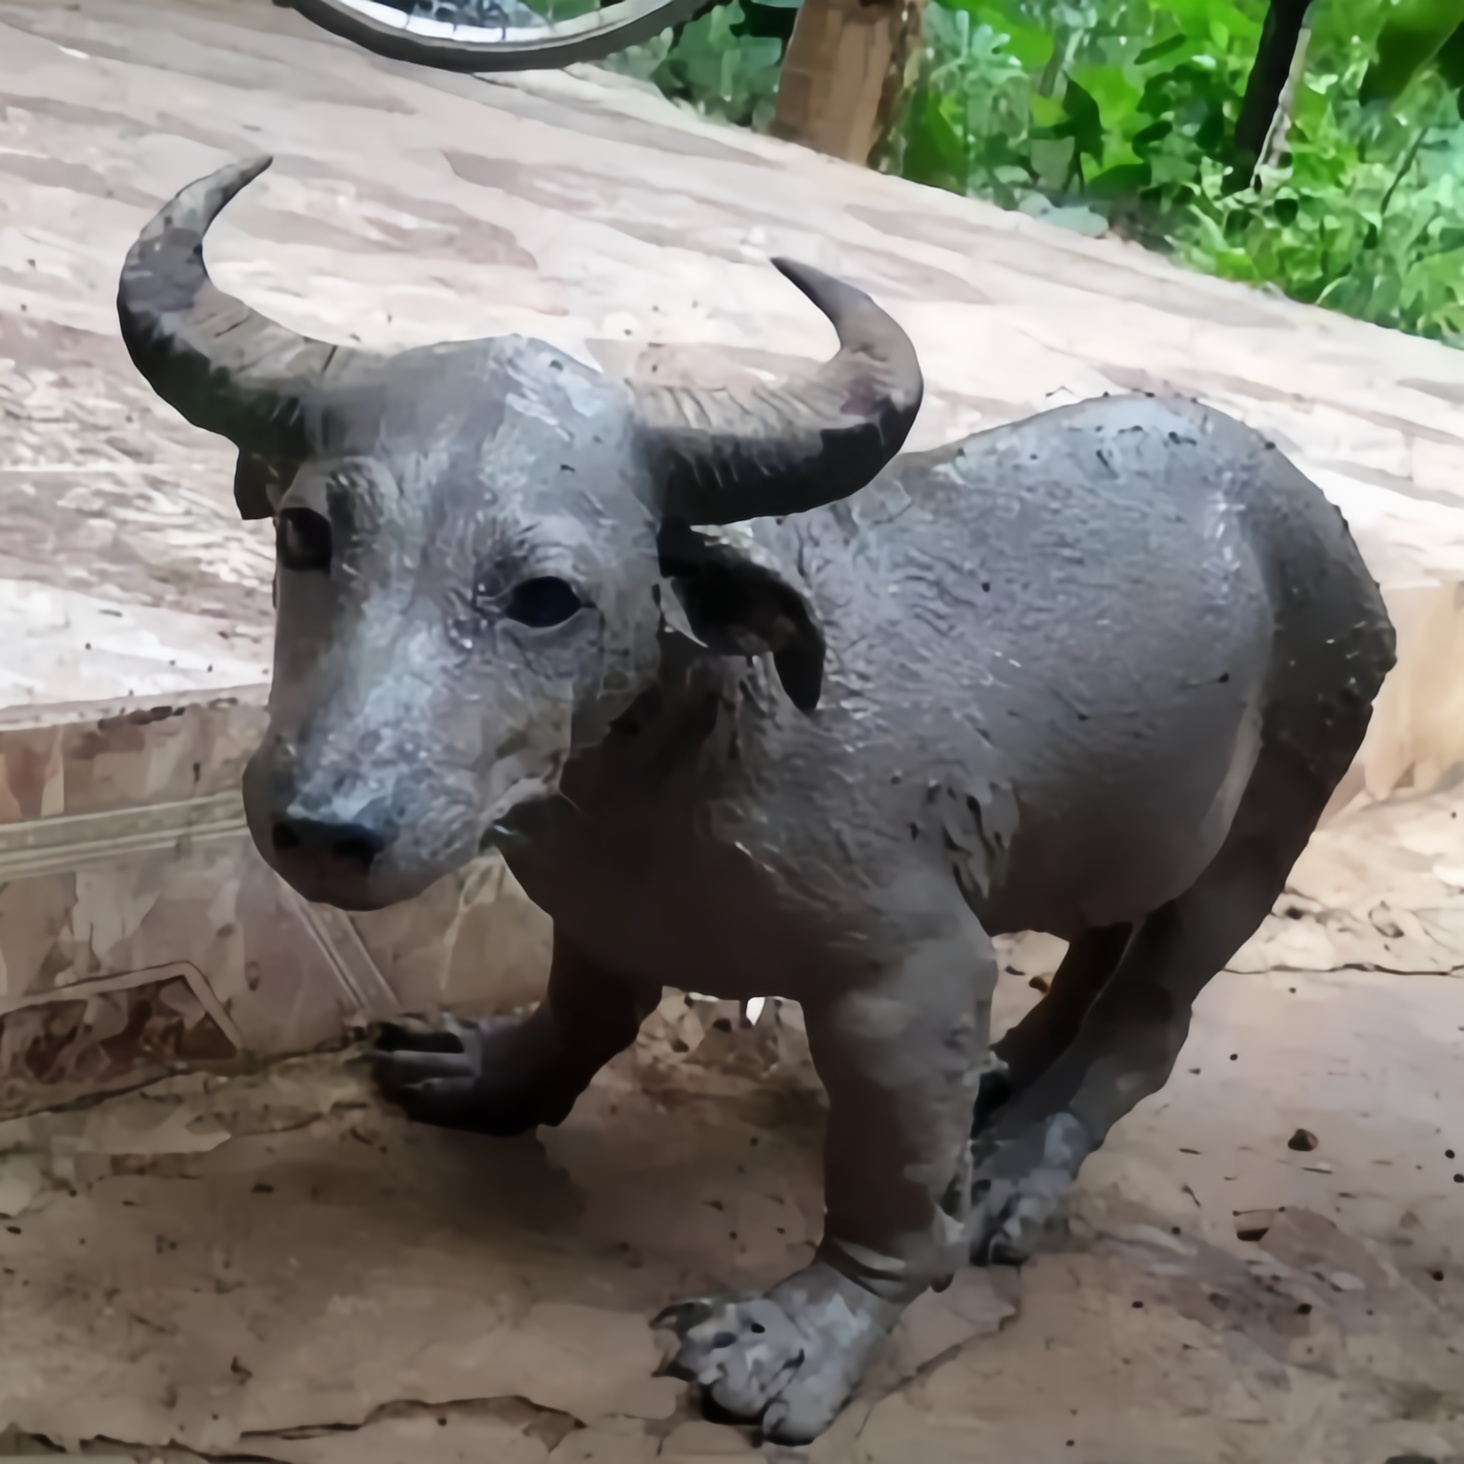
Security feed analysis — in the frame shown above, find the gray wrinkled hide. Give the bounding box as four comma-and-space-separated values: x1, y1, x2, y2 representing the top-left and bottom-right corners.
254, 371, 1393, 1442
125, 190, 1394, 1438
244, 339, 666, 897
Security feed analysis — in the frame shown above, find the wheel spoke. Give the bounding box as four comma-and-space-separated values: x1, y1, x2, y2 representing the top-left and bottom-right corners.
286, 0, 709, 71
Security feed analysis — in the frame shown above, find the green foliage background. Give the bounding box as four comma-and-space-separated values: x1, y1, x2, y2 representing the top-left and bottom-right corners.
605, 0, 1464, 346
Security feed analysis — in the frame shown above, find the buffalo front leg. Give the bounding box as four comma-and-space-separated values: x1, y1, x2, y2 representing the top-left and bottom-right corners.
664, 918, 994, 1444
373, 932, 659, 1135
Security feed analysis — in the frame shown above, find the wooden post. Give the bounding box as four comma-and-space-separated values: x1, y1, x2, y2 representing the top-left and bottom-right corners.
772, 0, 926, 165
1223, 0, 1313, 193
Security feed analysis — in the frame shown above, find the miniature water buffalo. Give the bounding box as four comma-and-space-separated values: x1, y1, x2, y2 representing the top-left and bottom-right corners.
119, 158, 1396, 1444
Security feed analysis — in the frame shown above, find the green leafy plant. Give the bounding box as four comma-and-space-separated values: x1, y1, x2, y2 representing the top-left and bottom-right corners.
605, 0, 795, 129
1362, 0, 1464, 103
882, 0, 1464, 343
612, 0, 1464, 345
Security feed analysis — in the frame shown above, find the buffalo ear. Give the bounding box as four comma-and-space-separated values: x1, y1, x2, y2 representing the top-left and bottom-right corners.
234, 451, 297, 520
657, 522, 825, 713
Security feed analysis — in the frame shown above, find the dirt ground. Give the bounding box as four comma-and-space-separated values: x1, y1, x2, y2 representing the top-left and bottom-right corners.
1, 782, 1461, 1464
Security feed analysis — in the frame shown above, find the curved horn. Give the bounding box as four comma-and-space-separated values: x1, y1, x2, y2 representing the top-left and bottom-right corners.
118, 156, 365, 465
633, 260, 923, 525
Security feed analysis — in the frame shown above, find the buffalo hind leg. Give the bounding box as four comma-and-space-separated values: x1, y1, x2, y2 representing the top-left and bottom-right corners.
972, 923, 1133, 1134
373, 931, 659, 1136
662, 911, 993, 1445
967, 734, 1359, 1265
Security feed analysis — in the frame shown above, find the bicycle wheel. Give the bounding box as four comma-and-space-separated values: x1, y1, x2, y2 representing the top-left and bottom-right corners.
285, 0, 710, 72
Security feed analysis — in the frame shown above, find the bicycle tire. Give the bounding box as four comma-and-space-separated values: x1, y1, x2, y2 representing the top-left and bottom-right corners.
286, 0, 710, 72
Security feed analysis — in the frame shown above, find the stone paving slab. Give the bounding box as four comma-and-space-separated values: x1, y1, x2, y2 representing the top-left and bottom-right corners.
1, 0, 1462, 742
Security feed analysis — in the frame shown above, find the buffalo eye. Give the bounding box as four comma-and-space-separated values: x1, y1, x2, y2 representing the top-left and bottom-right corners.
277, 508, 332, 572
502, 577, 584, 628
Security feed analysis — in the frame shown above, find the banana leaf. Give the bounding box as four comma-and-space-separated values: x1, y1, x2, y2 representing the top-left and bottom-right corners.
1360, 0, 1464, 102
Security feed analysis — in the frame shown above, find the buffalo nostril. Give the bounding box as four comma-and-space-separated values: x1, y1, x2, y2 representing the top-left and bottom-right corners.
333, 833, 382, 867
272, 816, 389, 869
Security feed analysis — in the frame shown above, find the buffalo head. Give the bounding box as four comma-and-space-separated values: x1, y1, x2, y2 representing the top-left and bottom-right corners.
118, 158, 921, 909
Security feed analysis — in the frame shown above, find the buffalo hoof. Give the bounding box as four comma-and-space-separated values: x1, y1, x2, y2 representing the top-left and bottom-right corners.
657, 1259, 902, 1445
370, 1013, 578, 1136
967, 1110, 1092, 1265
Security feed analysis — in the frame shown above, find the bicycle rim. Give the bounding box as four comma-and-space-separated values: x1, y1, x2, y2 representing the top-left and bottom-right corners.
286, 0, 709, 71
